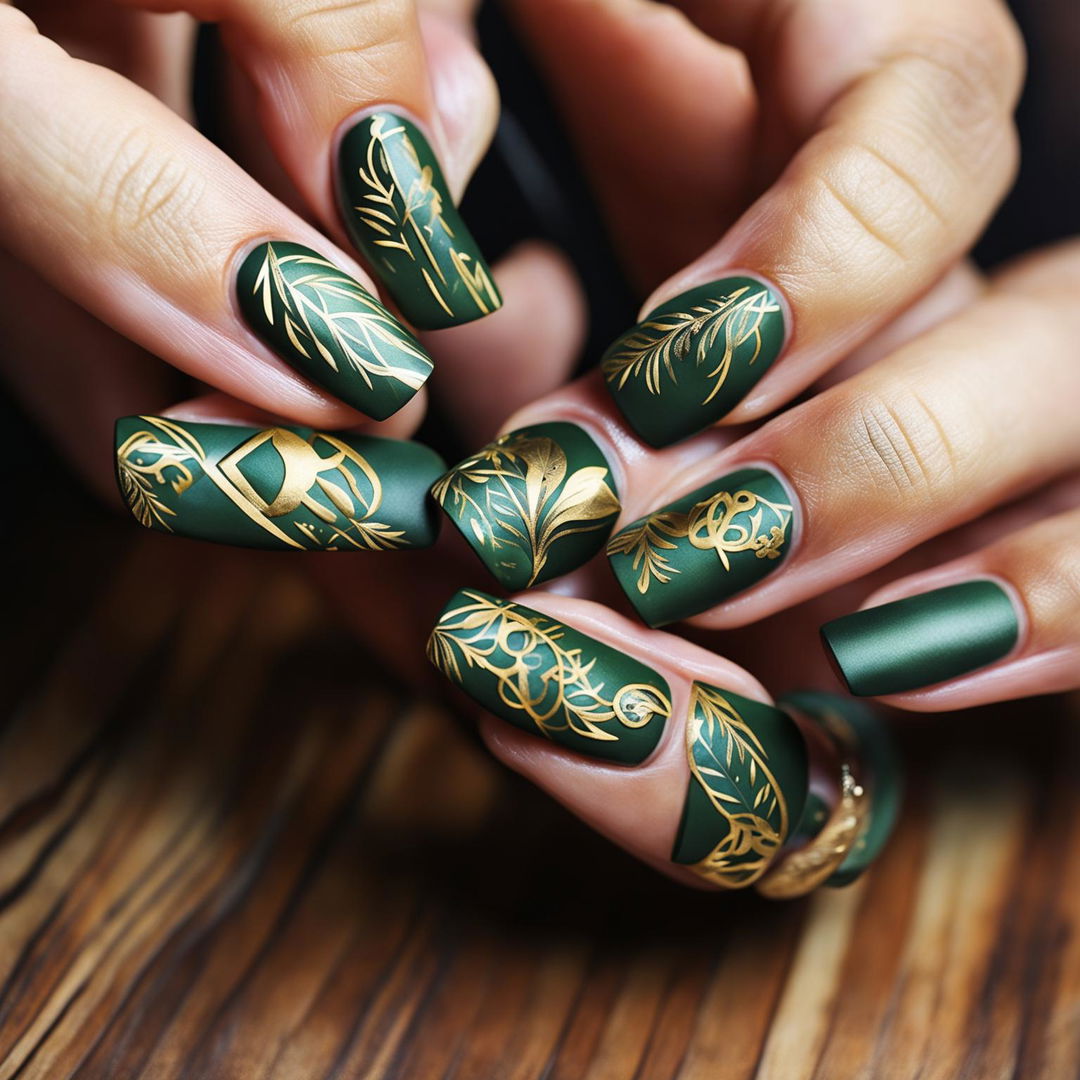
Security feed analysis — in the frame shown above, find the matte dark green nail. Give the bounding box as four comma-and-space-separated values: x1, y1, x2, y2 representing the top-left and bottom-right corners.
427, 589, 670, 765
236, 241, 432, 420
778, 691, 902, 888
671, 684, 808, 888
607, 467, 794, 627
820, 581, 1019, 696
433, 423, 621, 589
115, 416, 444, 551
337, 112, 501, 329
602, 276, 786, 447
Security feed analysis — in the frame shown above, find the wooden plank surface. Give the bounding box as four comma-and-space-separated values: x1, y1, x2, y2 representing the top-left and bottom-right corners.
2, 520, 1078, 1079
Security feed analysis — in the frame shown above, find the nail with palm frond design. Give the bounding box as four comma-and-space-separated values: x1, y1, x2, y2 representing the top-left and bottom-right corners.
236, 241, 432, 420
602, 276, 786, 447
337, 112, 501, 329
432, 423, 621, 589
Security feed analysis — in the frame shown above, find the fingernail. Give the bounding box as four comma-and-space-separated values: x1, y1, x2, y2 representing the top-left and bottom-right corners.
236, 241, 432, 420
671, 684, 808, 888
427, 589, 671, 765
820, 581, 1020, 696
116, 415, 444, 551
337, 111, 502, 330
433, 423, 621, 589
602, 276, 786, 447
607, 467, 794, 627
776, 692, 902, 889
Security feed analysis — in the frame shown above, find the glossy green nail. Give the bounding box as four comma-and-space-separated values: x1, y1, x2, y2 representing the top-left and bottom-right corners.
433, 423, 621, 589
671, 684, 808, 888
337, 112, 502, 329
820, 581, 1019, 696
602, 276, 786, 447
115, 416, 444, 551
427, 590, 671, 765
607, 467, 794, 627
778, 692, 902, 888
236, 241, 432, 420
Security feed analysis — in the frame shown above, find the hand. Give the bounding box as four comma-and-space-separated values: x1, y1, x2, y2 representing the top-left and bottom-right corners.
0, 0, 505, 494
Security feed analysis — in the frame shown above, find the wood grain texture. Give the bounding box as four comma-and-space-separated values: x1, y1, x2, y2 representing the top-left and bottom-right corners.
2, 521, 1078, 1079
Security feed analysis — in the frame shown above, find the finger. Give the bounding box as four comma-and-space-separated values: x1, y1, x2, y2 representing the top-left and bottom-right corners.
147, 0, 504, 329
820, 503, 1080, 709
0, 8, 432, 425
426, 241, 586, 444
428, 589, 900, 894
431, 240, 1080, 627
115, 391, 446, 551
503, 0, 757, 291
598, 0, 1024, 446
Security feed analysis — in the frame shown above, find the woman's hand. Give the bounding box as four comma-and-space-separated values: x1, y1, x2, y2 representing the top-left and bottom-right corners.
0, 0, 504, 493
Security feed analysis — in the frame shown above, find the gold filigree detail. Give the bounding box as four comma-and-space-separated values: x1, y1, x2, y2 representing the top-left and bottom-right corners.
116, 420, 204, 531
684, 685, 789, 889
252, 244, 431, 390
118, 418, 410, 551
607, 487, 793, 594
427, 591, 670, 743
602, 286, 779, 403
432, 433, 619, 586
756, 765, 869, 899
355, 115, 499, 318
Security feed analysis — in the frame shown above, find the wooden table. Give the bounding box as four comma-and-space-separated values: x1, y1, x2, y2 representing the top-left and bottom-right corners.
3, 517, 1078, 1079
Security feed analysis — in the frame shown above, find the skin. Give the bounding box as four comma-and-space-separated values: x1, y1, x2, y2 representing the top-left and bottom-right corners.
2, 0, 1076, 890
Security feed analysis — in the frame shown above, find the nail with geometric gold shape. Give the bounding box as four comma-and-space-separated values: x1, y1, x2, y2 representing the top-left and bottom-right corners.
427, 589, 671, 765
115, 416, 444, 551
236, 241, 433, 421
433, 423, 621, 589
602, 277, 786, 447
607, 467, 794, 627
671, 684, 809, 889
337, 112, 501, 330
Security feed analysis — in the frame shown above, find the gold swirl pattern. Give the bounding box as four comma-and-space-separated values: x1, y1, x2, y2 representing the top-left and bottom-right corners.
432, 433, 619, 587
684, 685, 790, 889
602, 286, 780, 402
426, 591, 670, 745
355, 115, 499, 320
606, 487, 793, 594
116, 424, 202, 531
251, 244, 431, 391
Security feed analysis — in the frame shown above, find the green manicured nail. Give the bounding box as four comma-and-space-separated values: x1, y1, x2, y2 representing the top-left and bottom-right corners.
671, 684, 808, 889
236, 241, 432, 420
820, 581, 1019, 696
337, 112, 502, 329
607, 467, 794, 626
115, 416, 444, 551
433, 423, 621, 589
778, 692, 902, 888
602, 276, 786, 447
427, 590, 671, 765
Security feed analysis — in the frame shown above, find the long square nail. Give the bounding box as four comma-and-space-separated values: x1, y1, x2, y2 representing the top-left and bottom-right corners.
427, 590, 671, 764
607, 467, 794, 626
337, 112, 501, 329
602, 277, 785, 447
236, 241, 432, 420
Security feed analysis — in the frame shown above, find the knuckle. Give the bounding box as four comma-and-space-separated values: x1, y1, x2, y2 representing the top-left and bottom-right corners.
92, 127, 208, 260
273, 0, 412, 58
844, 387, 961, 500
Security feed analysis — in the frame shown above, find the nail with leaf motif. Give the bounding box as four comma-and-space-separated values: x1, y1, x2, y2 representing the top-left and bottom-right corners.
236, 240, 432, 420
602, 276, 787, 447
432, 422, 621, 589
337, 111, 501, 330
115, 415, 444, 551
607, 467, 795, 627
